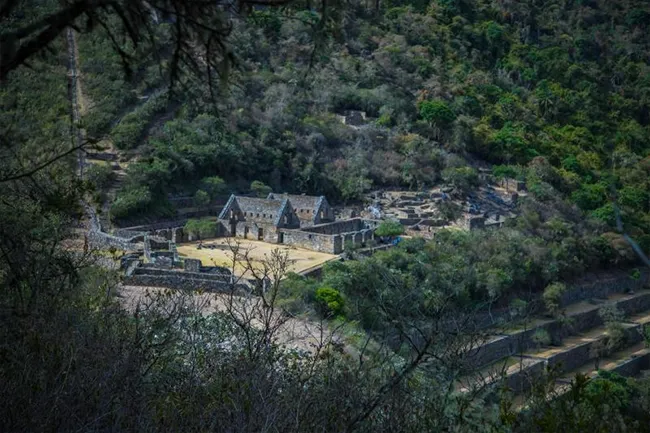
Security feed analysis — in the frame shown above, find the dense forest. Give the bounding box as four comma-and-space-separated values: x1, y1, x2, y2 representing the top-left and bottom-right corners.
1, 0, 650, 431
82, 0, 650, 231
75, 0, 650, 313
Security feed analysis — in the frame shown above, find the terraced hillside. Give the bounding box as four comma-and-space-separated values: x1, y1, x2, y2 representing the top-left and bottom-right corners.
457, 279, 650, 405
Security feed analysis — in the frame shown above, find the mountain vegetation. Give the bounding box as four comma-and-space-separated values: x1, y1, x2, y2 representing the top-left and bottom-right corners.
1, 0, 650, 431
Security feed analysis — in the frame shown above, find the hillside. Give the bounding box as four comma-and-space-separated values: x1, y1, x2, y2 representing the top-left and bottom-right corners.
74, 0, 649, 298
1, 0, 650, 431
79, 0, 649, 240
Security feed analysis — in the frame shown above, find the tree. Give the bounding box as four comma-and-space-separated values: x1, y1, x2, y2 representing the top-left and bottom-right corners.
419, 100, 456, 127
542, 282, 566, 317
193, 189, 210, 207
184, 218, 216, 240
0, 0, 291, 84
375, 220, 404, 237
314, 286, 345, 317
111, 185, 152, 219
442, 166, 479, 196
202, 176, 227, 198
250, 180, 272, 197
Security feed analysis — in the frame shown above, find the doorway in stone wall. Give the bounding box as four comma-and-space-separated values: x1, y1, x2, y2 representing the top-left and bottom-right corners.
278, 232, 284, 244
258, 228, 264, 240
244, 226, 249, 239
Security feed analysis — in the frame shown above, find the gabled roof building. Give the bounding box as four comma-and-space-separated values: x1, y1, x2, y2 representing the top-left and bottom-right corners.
267, 193, 333, 226
216, 192, 374, 254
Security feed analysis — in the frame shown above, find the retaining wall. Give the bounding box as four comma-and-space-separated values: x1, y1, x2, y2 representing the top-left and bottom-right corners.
132, 267, 231, 281
88, 231, 138, 251
463, 268, 650, 331
610, 350, 650, 376
280, 229, 342, 254
467, 291, 650, 369
560, 269, 650, 306
505, 360, 545, 393
123, 274, 247, 293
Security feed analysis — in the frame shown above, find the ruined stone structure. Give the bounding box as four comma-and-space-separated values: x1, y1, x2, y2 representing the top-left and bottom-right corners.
267, 193, 334, 226
217, 194, 377, 254
218, 195, 300, 243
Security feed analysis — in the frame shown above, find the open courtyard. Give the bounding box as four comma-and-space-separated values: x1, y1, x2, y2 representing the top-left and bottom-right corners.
177, 237, 338, 277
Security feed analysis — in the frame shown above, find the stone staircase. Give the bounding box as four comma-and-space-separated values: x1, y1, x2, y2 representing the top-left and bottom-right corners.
456, 288, 650, 399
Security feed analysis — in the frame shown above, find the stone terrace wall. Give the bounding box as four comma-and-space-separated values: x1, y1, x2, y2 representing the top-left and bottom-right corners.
466, 291, 650, 369
88, 230, 138, 251
462, 268, 650, 331
125, 267, 246, 294
610, 350, 650, 376
132, 267, 232, 281
302, 218, 367, 235
280, 230, 342, 254
560, 269, 649, 306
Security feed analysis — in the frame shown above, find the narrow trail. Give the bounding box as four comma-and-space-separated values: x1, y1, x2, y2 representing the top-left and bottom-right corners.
67, 27, 126, 232
67, 27, 107, 237
66, 28, 84, 180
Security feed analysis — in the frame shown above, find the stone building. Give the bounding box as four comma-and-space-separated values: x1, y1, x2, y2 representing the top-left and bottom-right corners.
267, 193, 334, 226
218, 195, 300, 243
217, 193, 378, 254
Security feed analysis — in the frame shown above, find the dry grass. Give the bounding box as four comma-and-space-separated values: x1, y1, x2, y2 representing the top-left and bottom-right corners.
177, 238, 337, 277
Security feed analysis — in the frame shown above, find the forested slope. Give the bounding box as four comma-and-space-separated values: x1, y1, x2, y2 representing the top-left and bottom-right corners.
2, 1, 650, 431
74, 0, 649, 301
81, 0, 649, 245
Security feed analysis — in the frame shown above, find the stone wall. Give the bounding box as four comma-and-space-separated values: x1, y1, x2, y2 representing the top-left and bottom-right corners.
184, 258, 201, 272
234, 221, 280, 243
546, 341, 593, 372
88, 230, 138, 251
132, 267, 231, 281
280, 229, 342, 254
465, 216, 485, 230
124, 266, 245, 293
467, 335, 515, 367
560, 269, 650, 306
505, 360, 545, 393
465, 291, 650, 370
459, 268, 650, 332
610, 350, 650, 376
302, 218, 367, 235
124, 273, 246, 293
112, 229, 148, 238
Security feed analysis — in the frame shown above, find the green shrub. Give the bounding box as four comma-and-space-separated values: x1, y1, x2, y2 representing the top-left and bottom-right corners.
111, 186, 152, 219
419, 99, 456, 126
375, 220, 404, 237
599, 305, 624, 324
314, 287, 345, 318
184, 219, 216, 239
110, 93, 168, 150
442, 166, 479, 195
571, 183, 607, 211
543, 282, 566, 317
86, 164, 115, 191
509, 298, 528, 319
202, 176, 227, 198
193, 190, 210, 207
532, 329, 551, 348
250, 180, 272, 197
